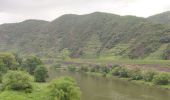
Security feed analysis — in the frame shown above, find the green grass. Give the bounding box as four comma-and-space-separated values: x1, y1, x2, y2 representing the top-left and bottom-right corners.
64, 58, 170, 67
0, 83, 51, 100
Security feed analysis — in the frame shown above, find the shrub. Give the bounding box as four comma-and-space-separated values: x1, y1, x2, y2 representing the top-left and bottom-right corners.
153, 73, 170, 85
119, 67, 130, 78
80, 65, 89, 72
2, 71, 33, 91
129, 68, 143, 80
100, 66, 111, 74
34, 65, 48, 82
53, 63, 61, 69
90, 65, 101, 73
68, 65, 77, 72
142, 70, 157, 82
111, 67, 121, 76
48, 77, 81, 100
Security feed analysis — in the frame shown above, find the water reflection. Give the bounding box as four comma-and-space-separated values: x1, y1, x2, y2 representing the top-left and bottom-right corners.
48, 70, 170, 100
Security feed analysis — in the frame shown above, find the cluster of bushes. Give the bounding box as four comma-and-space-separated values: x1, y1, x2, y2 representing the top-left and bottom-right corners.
0, 71, 81, 100
0, 53, 49, 92
79, 64, 170, 85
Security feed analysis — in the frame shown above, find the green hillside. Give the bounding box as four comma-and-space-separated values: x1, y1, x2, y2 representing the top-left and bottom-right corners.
0, 12, 170, 59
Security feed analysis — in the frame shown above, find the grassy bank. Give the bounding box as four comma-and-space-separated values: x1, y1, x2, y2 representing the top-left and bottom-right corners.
0, 83, 51, 100
64, 62, 170, 89
85, 71, 170, 89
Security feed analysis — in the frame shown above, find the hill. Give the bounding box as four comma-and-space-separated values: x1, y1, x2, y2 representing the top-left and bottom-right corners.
0, 12, 170, 59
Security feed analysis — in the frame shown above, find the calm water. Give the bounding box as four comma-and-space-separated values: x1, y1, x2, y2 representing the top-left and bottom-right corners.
48, 70, 170, 100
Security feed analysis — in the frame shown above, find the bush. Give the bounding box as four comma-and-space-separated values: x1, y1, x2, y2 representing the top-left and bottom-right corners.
34, 65, 48, 82
119, 67, 130, 78
90, 65, 101, 73
153, 73, 170, 85
48, 77, 81, 100
129, 68, 143, 80
142, 70, 157, 82
111, 67, 121, 76
53, 63, 61, 69
100, 66, 111, 74
68, 65, 77, 72
80, 65, 89, 72
2, 71, 33, 91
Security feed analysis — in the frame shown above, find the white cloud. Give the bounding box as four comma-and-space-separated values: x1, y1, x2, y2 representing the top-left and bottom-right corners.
0, 0, 170, 24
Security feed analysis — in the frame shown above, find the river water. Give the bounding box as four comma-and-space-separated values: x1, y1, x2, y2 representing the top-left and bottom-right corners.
48, 70, 170, 100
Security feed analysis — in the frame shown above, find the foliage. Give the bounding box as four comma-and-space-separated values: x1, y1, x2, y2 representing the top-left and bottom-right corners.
0, 53, 19, 70
129, 68, 143, 80
153, 73, 170, 85
68, 65, 77, 72
52, 63, 61, 69
2, 71, 33, 91
142, 70, 157, 82
59, 48, 71, 60
13, 53, 23, 66
80, 65, 89, 72
118, 67, 130, 78
111, 67, 122, 76
23, 56, 43, 74
111, 67, 129, 78
34, 65, 48, 82
100, 65, 111, 74
48, 77, 81, 100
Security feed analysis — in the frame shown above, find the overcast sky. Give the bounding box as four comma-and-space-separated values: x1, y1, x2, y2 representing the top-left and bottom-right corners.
0, 0, 170, 24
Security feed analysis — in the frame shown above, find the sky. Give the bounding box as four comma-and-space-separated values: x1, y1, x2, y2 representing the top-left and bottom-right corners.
0, 0, 170, 24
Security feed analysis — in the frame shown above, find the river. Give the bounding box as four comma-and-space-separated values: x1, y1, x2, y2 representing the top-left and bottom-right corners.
48, 69, 170, 100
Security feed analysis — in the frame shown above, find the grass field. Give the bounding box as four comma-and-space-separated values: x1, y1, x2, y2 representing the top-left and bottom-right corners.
0, 83, 51, 100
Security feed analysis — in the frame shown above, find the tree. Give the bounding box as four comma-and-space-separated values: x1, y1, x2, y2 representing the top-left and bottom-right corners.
0, 53, 19, 70
59, 48, 71, 60
23, 56, 43, 75
13, 53, 23, 66
2, 71, 33, 91
34, 65, 48, 82
49, 77, 81, 100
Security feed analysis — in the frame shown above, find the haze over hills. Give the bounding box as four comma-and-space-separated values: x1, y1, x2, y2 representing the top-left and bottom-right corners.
0, 11, 170, 59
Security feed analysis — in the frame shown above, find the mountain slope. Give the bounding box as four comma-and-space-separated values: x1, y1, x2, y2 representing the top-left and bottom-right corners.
0, 12, 170, 59
148, 11, 170, 26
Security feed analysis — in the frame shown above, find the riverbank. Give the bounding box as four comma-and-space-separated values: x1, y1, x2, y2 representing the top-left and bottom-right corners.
85, 71, 170, 90
54, 59, 170, 90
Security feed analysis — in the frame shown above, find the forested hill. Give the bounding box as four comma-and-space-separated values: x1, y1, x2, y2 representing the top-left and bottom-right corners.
0, 11, 170, 59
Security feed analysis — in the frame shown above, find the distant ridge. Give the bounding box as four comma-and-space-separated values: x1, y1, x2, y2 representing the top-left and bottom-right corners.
0, 11, 170, 59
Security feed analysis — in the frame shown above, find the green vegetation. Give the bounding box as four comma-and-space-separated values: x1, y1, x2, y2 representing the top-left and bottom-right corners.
34, 65, 48, 82
1, 11, 170, 59
58, 48, 71, 60
68, 65, 77, 72
23, 56, 43, 75
0, 53, 81, 100
153, 73, 170, 85
52, 63, 61, 69
75, 64, 170, 87
48, 77, 81, 100
2, 71, 33, 91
